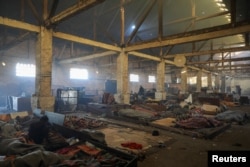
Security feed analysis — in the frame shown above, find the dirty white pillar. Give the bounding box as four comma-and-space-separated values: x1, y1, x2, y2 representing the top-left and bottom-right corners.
207, 73, 212, 89
155, 60, 166, 100
180, 67, 188, 93
221, 75, 226, 93
31, 26, 55, 112
215, 75, 220, 92
115, 49, 129, 104
196, 70, 202, 92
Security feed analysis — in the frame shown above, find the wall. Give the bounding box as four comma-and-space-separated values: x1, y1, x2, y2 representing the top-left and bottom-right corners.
52, 63, 107, 96
0, 58, 35, 97
2, 38, 250, 106
231, 78, 250, 95
53, 63, 158, 95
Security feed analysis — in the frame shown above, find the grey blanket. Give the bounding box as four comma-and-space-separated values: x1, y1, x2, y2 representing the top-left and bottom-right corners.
0, 138, 69, 167
0, 138, 44, 155
215, 110, 249, 124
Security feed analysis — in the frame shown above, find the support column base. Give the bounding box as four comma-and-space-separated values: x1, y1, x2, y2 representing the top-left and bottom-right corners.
155, 92, 166, 100
114, 93, 130, 104
31, 96, 55, 112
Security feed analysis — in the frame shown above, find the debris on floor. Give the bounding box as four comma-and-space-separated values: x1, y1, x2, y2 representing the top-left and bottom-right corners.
0, 112, 137, 167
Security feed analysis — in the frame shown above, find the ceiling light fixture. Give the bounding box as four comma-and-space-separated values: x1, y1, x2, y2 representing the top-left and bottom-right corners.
220, 7, 226, 11
2, 62, 6, 66
181, 70, 186, 74
216, 3, 222, 7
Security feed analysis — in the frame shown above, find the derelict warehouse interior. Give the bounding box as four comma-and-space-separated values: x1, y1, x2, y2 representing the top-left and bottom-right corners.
0, 0, 250, 167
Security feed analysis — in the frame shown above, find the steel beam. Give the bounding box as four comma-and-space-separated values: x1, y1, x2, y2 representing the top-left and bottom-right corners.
125, 23, 250, 51
26, 0, 42, 24
52, 31, 121, 52
48, 0, 59, 19
120, 0, 125, 46
128, 51, 210, 73
0, 32, 31, 52
164, 45, 250, 59
128, 51, 161, 62
187, 57, 250, 65
45, 0, 105, 26
0, 16, 40, 32
59, 51, 117, 64
126, 0, 157, 44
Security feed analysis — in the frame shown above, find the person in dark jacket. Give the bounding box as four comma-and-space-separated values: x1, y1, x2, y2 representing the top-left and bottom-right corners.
28, 115, 50, 144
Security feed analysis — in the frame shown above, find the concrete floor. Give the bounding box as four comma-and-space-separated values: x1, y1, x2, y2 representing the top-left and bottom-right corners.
137, 106, 250, 167
1, 106, 249, 167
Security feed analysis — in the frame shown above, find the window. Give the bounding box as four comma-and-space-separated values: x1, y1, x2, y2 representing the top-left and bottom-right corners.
16, 63, 36, 77
130, 74, 139, 82
188, 76, 197, 84
70, 68, 88, 79
202, 77, 208, 87
176, 78, 181, 83
148, 75, 156, 83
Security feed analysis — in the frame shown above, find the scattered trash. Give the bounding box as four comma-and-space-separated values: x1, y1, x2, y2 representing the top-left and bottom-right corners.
152, 130, 160, 136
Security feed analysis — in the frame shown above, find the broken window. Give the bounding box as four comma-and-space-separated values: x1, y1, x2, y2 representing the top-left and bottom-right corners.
188, 76, 197, 84
70, 68, 88, 80
148, 75, 156, 83
130, 74, 139, 82
16, 63, 36, 77
202, 76, 208, 87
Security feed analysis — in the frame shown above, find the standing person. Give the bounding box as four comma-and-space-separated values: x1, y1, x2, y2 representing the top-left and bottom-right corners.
138, 85, 145, 96
138, 85, 145, 102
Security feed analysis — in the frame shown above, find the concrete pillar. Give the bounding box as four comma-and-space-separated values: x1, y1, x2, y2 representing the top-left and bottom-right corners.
31, 27, 55, 111
221, 75, 226, 93
115, 49, 129, 104
196, 70, 202, 92
215, 75, 220, 92
180, 67, 188, 93
155, 60, 166, 100
207, 73, 212, 89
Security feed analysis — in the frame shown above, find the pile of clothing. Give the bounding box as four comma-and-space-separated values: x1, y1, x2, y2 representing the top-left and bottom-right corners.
0, 115, 132, 167
215, 110, 250, 124
175, 116, 223, 129
102, 93, 115, 104
64, 116, 107, 129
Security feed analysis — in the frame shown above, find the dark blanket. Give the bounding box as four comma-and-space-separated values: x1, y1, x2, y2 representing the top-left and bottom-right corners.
175, 116, 223, 129
0, 138, 44, 156
215, 110, 249, 124
13, 150, 67, 167
0, 138, 69, 167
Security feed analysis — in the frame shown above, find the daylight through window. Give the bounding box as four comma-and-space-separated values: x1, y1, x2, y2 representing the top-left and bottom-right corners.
16, 63, 36, 77
70, 68, 88, 79
130, 74, 139, 82
148, 75, 156, 83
